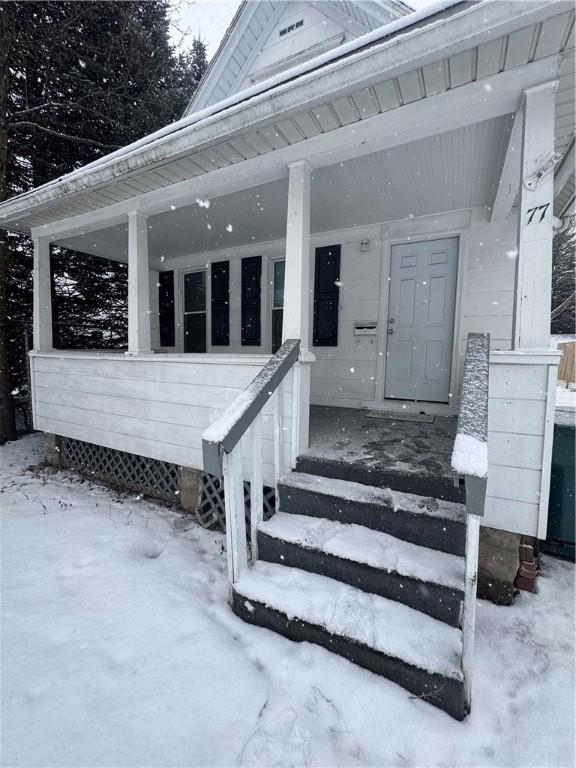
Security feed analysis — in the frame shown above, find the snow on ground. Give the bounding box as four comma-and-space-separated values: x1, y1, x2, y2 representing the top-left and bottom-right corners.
1, 435, 574, 768
556, 386, 576, 410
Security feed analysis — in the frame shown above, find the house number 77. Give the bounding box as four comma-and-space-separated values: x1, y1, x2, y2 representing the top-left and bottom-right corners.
526, 203, 550, 224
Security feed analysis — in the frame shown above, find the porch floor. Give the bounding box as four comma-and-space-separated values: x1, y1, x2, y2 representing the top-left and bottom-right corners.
301, 406, 463, 502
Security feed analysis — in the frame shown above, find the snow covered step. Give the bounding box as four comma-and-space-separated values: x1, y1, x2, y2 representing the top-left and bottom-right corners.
233, 562, 466, 720
296, 452, 465, 503
278, 472, 467, 556
258, 513, 465, 626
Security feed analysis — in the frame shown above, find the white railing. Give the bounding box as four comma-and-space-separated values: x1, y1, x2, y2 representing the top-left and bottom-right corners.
202, 339, 301, 587
451, 331, 490, 714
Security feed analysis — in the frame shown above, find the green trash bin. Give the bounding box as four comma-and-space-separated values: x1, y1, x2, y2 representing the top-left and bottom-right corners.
542, 408, 575, 561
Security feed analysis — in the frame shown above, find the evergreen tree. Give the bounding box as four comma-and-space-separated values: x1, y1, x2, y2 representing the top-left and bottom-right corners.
0, 1, 207, 443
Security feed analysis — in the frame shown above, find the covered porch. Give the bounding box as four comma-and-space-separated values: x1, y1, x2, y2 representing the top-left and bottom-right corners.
4, 0, 570, 542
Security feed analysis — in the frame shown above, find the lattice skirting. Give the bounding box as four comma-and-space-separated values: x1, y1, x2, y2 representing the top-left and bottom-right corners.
58, 437, 275, 530
60, 437, 181, 502
197, 473, 276, 532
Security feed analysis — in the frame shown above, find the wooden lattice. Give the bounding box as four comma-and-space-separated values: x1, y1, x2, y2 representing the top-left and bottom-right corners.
61, 438, 181, 502
60, 437, 275, 530
197, 472, 276, 531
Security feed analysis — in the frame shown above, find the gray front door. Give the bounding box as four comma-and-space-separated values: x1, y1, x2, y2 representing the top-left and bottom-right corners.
384, 237, 458, 403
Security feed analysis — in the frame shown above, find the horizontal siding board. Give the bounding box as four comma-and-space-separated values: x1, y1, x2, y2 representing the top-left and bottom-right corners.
488, 432, 543, 470
489, 363, 548, 401
487, 466, 542, 505
488, 398, 547, 435
35, 390, 290, 431
34, 373, 291, 409
32, 357, 268, 388
483, 496, 539, 537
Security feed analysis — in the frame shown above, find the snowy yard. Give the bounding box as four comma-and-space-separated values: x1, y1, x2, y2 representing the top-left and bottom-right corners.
1, 435, 574, 768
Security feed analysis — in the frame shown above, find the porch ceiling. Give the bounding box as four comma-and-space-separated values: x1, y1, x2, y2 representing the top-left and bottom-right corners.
0, 1, 572, 238
58, 115, 513, 262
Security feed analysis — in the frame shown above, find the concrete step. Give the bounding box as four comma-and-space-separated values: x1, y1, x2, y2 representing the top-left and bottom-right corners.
278, 472, 467, 557
258, 512, 465, 626
233, 561, 467, 720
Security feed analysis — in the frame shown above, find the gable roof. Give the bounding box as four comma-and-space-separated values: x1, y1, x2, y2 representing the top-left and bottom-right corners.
183, 0, 412, 116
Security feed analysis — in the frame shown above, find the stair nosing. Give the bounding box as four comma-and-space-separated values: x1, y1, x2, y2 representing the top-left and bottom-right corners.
259, 512, 465, 592
235, 561, 464, 682
279, 471, 466, 524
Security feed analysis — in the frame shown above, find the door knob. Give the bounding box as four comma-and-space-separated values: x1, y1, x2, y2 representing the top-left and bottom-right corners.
387, 328, 395, 335
389, 318, 396, 324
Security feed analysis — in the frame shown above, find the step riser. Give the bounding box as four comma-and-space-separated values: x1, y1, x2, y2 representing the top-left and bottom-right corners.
296, 456, 465, 504
258, 532, 464, 627
278, 484, 466, 557
232, 590, 467, 721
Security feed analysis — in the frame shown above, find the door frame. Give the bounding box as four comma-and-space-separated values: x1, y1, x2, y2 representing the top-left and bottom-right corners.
180, 265, 209, 353
372, 227, 468, 415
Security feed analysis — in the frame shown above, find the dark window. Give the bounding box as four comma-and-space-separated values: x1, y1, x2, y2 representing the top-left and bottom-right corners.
211, 261, 229, 346
271, 259, 285, 353
158, 271, 175, 347
183, 270, 206, 353
313, 245, 340, 346
241, 256, 262, 346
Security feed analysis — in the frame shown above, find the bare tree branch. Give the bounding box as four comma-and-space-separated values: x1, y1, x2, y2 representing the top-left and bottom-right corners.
8, 121, 121, 149
551, 291, 575, 320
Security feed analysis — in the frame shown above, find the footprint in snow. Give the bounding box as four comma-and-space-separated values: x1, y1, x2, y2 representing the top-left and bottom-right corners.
239, 708, 308, 767
306, 687, 366, 766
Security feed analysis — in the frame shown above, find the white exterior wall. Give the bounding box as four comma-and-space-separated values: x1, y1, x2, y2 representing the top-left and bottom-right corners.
484, 351, 560, 538
160, 210, 519, 411
30, 352, 292, 487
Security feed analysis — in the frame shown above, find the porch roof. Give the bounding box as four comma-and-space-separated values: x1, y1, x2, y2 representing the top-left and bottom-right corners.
0, 0, 573, 236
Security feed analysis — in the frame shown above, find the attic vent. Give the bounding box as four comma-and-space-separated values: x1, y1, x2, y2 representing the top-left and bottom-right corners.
279, 19, 304, 37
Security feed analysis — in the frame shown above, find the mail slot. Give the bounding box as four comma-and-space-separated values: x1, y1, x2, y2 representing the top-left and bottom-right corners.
354, 322, 378, 336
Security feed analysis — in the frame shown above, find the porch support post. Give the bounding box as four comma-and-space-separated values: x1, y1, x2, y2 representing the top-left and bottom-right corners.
283, 160, 314, 460
127, 210, 152, 355
32, 238, 53, 351
513, 81, 557, 349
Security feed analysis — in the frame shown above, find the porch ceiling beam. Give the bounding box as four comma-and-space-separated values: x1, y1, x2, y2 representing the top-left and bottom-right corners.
33, 57, 561, 245
490, 109, 523, 222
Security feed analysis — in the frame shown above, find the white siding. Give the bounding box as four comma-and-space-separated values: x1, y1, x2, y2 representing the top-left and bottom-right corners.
460, 216, 517, 354
309, 238, 381, 407
30, 352, 292, 487
483, 351, 560, 537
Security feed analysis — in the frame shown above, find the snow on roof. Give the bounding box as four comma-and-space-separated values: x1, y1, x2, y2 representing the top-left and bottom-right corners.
0, 0, 463, 222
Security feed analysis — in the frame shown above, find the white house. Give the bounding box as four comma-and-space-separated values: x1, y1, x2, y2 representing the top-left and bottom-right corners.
1, 0, 574, 719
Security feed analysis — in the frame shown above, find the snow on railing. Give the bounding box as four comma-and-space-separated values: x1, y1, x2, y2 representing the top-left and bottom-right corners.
451, 332, 490, 481
453, 331, 490, 714
202, 339, 300, 587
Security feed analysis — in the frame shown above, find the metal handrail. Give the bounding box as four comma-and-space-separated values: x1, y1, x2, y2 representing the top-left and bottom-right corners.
202, 338, 300, 477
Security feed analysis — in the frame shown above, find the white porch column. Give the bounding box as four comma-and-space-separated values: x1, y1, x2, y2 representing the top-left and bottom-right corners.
283, 160, 314, 460
513, 81, 557, 349
32, 238, 53, 351
127, 210, 152, 355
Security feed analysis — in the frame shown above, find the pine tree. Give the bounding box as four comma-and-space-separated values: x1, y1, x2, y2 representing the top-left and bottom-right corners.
0, 1, 207, 443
